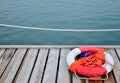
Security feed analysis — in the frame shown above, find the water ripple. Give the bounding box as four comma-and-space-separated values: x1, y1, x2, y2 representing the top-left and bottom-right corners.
0, 0, 120, 45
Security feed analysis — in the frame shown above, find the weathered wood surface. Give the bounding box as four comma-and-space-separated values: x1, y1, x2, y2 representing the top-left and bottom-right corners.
0, 46, 120, 83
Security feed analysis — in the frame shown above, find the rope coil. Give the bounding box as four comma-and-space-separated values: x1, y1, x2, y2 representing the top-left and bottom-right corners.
66, 46, 114, 79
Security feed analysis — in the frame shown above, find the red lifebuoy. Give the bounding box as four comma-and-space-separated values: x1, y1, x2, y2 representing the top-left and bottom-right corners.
66, 46, 114, 78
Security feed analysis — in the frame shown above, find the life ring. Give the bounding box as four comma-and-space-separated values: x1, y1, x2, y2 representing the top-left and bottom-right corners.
66, 46, 114, 78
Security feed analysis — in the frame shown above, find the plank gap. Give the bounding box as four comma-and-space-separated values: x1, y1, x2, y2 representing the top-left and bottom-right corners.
12, 49, 28, 82
57, 49, 71, 83
55, 49, 61, 83
28, 49, 40, 83
40, 49, 50, 83
114, 49, 120, 61
15, 48, 39, 83
70, 72, 73, 83
108, 49, 120, 83
102, 80, 104, 83
0, 48, 16, 78
0, 48, 6, 59
1, 49, 8, 59
1, 49, 27, 83
29, 48, 49, 83
41, 48, 60, 83
111, 71, 117, 83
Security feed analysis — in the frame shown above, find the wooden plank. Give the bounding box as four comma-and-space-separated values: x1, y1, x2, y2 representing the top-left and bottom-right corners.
42, 48, 59, 83
3, 49, 27, 83
115, 48, 120, 59
0, 49, 6, 64
0, 49, 5, 58
0, 48, 16, 77
29, 48, 48, 83
104, 72, 115, 83
15, 49, 38, 83
57, 48, 71, 83
0, 46, 119, 83
108, 49, 120, 83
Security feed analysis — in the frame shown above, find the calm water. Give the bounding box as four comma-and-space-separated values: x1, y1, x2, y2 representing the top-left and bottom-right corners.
0, 0, 120, 45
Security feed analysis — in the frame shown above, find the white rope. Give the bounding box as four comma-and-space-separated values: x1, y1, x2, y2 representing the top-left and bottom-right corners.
0, 23, 120, 32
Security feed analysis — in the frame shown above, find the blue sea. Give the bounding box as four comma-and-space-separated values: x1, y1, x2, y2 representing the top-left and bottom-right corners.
0, 0, 120, 45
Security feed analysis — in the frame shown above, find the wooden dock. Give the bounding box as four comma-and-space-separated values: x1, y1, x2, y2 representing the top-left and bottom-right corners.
0, 45, 120, 83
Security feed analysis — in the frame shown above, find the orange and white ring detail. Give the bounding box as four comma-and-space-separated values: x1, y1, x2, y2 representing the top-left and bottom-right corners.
66, 47, 114, 73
